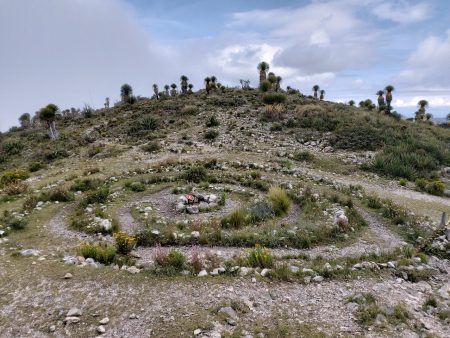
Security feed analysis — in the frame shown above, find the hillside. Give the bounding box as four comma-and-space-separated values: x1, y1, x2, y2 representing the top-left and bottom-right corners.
1, 88, 450, 337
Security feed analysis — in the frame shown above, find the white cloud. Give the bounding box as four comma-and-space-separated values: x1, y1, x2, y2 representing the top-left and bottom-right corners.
372, 1, 431, 24
230, 1, 380, 78
397, 29, 450, 88
395, 96, 450, 108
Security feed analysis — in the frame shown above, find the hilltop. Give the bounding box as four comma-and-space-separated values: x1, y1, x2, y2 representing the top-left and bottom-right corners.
0, 87, 450, 337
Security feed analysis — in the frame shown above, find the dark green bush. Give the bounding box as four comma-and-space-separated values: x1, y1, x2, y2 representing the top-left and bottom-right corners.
183, 166, 207, 183
206, 115, 220, 127
40, 187, 75, 202
249, 201, 274, 223
141, 141, 160, 153
71, 178, 102, 192
28, 161, 45, 172
81, 187, 110, 207
263, 93, 286, 105
204, 129, 219, 140
294, 151, 315, 162
1, 140, 24, 155
334, 126, 382, 151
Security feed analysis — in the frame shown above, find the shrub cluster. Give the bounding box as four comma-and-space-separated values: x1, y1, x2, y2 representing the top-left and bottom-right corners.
77, 242, 116, 265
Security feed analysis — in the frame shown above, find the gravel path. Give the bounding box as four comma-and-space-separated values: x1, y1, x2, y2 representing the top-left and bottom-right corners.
133, 207, 405, 265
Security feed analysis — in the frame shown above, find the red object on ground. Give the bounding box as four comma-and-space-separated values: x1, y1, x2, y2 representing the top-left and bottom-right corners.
186, 193, 195, 203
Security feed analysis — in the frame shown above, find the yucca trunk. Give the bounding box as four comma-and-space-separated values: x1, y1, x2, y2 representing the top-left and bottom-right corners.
320, 93, 324, 100
259, 70, 266, 85
314, 90, 318, 99
181, 81, 188, 94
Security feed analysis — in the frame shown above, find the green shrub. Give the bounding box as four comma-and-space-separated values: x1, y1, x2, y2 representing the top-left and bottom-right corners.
127, 181, 146, 192
334, 126, 382, 151
141, 141, 160, 153
263, 93, 286, 105
183, 166, 207, 183
249, 201, 274, 223
204, 129, 219, 140
28, 162, 45, 172
415, 179, 445, 196
40, 187, 75, 202
270, 123, 283, 131
1, 211, 27, 230
1, 140, 24, 155
81, 187, 110, 207
0, 169, 29, 187
113, 231, 136, 255
180, 105, 198, 115
259, 80, 271, 93
206, 115, 220, 127
77, 242, 116, 264
221, 208, 249, 228
399, 178, 407, 186
294, 151, 315, 162
218, 192, 226, 206
128, 116, 159, 134
154, 247, 186, 270
71, 178, 102, 192
366, 195, 383, 209
246, 245, 274, 268
268, 186, 291, 216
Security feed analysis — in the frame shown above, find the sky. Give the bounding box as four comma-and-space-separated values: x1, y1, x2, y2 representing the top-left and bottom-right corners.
1, 0, 450, 131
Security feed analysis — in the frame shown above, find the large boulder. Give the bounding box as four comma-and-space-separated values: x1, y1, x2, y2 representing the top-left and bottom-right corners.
186, 205, 199, 214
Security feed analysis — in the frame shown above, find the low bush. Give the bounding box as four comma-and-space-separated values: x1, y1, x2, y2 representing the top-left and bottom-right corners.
263, 93, 286, 105
71, 178, 102, 192
415, 178, 445, 196
268, 186, 291, 216
113, 231, 136, 255
246, 245, 274, 268
141, 141, 160, 153
1, 211, 27, 230
1, 140, 24, 155
221, 208, 249, 228
206, 115, 220, 127
293, 151, 315, 162
40, 187, 75, 202
180, 105, 198, 115
249, 201, 274, 223
204, 129, 219, 140
154, 246, 186, 270
183, 166, 207, 183
3, 181, 29, 195
28, 162, 45, 172
125, 181, 146, 192
77, 242, 116, 265
0, 169, 29, 187
334, 126, 382, 151
81, 187, 110, 207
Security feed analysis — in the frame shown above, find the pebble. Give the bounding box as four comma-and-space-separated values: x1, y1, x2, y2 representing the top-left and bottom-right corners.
198, 270, 208, 277
99, 317, 109, 325
67, 308, 82, 317
63, 273, 73, 279
97, 325, 106, 334
49, 325, 56, 332
194, 329, 202, 335
129, 313, 138, 319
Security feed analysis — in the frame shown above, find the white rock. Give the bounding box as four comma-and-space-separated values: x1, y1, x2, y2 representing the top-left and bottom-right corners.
100, 219, 112, 231
97, 325, 106, 334
194, 329, 202, 336
67, 308, 82, 317
261, 268, 270, 277
64, 316, 80, 324
289, 266, 299, 273
312, 276, 324, 283
63, 273, 73, 279
127, 266, 140, 274
191, 231, 200, 238
99, 317, 109, 325
198, 270, 208, 277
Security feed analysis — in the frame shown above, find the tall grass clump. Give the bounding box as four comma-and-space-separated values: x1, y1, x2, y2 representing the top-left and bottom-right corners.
77, 242, 116, 264
267, 186, 291, 216
246, 245, 274, 268
221, 208, 249, 228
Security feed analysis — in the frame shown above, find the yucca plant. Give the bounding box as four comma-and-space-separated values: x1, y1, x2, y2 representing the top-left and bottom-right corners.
257, 61, 270, 85
188, 83, 194, 94
152, 84, 159, 99
164, 84, 170, 96
120, 83, 133, 103
320, 89, 325, 100
312, 85, 320, 99
38, 103, 59, 139
180, 75, 189, 94
385, 85, 394, 111
170, 83, 177, 96
204, 77, 211, 94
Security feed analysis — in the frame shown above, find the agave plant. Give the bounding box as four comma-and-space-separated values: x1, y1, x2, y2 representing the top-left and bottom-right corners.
180, 75, 189, 94
320, 89, 325, 100
312, 85, 320, 99
38, 103, 59, 139
257, 62, 270, 85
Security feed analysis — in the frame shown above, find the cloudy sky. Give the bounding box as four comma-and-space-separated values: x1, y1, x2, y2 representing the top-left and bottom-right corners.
1, 0, 450, 131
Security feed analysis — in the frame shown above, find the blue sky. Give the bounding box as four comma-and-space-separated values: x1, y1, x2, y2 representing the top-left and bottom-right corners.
1, 0, 450, 131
